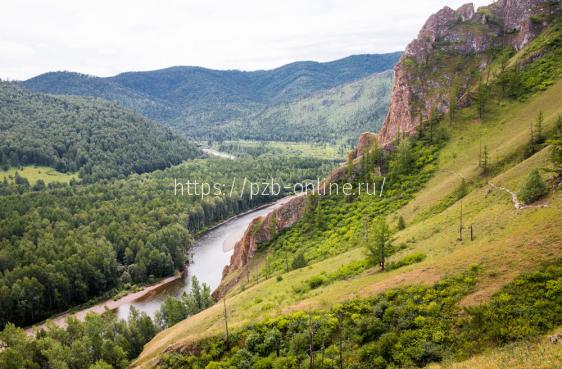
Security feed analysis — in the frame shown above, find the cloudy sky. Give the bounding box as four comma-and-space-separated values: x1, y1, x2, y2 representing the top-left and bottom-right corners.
1, 0, 490, 80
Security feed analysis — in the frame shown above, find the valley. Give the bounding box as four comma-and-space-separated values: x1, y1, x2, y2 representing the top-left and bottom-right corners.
23, 54, 399, 143
0, 1, 561, 369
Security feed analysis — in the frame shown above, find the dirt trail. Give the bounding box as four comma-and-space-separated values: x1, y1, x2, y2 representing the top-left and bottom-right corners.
487, 181, 548, 209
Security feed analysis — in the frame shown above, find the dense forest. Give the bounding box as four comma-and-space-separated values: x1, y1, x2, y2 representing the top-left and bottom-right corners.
0, 275, 212, 369
0, 154, 336, 328
23, 53, 401, 140
0, 82, 200, 182
194, 71, 393, 143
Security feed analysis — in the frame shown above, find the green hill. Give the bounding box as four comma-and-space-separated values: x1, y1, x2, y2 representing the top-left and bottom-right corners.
0, 82, 200, 181
23, 53, 401, 141
131, 6, 562, 369
136, 66, 562, 369
1, 3, 561, 369
200, 70, 393, 143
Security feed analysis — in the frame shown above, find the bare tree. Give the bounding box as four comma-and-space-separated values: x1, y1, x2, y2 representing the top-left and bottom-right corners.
458, 200, 464, 241
223, 298, 229, 350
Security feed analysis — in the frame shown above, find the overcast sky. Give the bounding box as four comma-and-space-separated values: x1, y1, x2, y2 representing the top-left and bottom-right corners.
1, 0, 491, 80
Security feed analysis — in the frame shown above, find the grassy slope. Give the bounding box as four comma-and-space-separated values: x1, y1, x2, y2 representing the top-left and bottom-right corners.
0, 165, 77, 184
426, 328, 562, 369
133, 78, 562, 368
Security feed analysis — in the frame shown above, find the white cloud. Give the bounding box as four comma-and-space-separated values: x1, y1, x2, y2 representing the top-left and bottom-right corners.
0, 0, 491, 80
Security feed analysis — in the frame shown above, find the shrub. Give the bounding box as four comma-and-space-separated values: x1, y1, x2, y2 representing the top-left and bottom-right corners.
397, 215, 406, 230
291, 251, 307, 270
518, 169, 548, 204
306, 275, 326, 289
386, 253, 426, 271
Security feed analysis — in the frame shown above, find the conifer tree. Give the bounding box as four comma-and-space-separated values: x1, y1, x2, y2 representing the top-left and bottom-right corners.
480, 145, 489, 173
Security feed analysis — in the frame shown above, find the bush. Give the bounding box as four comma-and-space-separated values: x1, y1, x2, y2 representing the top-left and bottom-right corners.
386, 253, 426, 271
518, 169, 548, 204
291, 251, 307, 270
397, 215, 406, 230
306, 275, 326, 289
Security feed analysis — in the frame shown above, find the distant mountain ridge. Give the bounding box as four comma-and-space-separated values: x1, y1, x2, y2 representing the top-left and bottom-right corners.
202, 70, 394, 143
23, 53, 401, 139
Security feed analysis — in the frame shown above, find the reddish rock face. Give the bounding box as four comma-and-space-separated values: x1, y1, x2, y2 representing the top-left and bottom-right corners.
213, 0, 556, 299
213, 194, 308, 298
378, 0, 551, 146
353, 132, 379, 159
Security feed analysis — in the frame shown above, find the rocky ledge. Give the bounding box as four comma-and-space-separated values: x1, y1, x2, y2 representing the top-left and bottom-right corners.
378, 0, 553, 146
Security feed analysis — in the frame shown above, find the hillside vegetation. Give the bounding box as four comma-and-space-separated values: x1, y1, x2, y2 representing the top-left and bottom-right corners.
23, 54, 400, 142
0, 152, 336, 330
203, 71, 393, 143
131, 15, 562, 369
136, 79, 562, 369
0, 82, 199, 181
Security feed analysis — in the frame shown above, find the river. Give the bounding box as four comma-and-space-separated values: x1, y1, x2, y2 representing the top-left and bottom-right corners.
115, 197, 287, 319
202, 147, 236, 160
24, 146, 288, 333
26, 197, 287, 334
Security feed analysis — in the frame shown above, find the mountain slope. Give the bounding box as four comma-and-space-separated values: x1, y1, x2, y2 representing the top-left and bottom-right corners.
379, 0, 560, 145
0, 82, 200, 181
23, 53, 401, 139
134, 79, 562, 369
132, 2, 562, 368
198, 70, 393, 143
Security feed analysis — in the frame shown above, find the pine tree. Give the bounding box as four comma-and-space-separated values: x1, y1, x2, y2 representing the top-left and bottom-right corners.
474, 78, 488, 120
365, 218, 392, 271
481, 145, 489, 174
534, 111, 545, 145
292, 251, 307, 270
518, 169, 548, 204
397, 215, 406, 230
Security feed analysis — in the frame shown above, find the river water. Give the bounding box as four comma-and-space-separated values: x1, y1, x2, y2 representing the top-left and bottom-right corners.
115, 197, 289, 320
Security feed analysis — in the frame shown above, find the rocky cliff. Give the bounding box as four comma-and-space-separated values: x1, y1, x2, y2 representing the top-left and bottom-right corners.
213, 0, 558, 298
378, 0, 553, 146
213, 194, 308, 298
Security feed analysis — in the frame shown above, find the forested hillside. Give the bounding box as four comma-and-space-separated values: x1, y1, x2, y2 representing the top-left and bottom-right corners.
23, 53, 401, 140
0, 153, 336, 329
196, 71, 393, 143
1, 1, 560, 369
128, 2, 562, 369
0, 82, 199, 181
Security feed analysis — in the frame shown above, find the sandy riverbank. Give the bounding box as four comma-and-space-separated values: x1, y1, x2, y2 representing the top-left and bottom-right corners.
25, 273, 183, 335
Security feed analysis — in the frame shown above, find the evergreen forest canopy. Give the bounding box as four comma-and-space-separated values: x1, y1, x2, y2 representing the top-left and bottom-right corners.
198, 71, 393, 143
23, 53, 401, 142
0, 153, 336, 329
0, 82, 200, 182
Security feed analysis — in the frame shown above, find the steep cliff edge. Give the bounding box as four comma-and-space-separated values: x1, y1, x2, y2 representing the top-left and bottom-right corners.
214, 166, 355, 298
213, 194, 308, 298
378, 0, 556, 146
214, 0, 560, 298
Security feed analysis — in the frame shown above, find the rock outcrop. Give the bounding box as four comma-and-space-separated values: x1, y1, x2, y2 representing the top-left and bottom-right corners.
351, 132, 379, 159
213, 194, 308, 298
213, 0, 558, 298
378, 0, 553, 146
